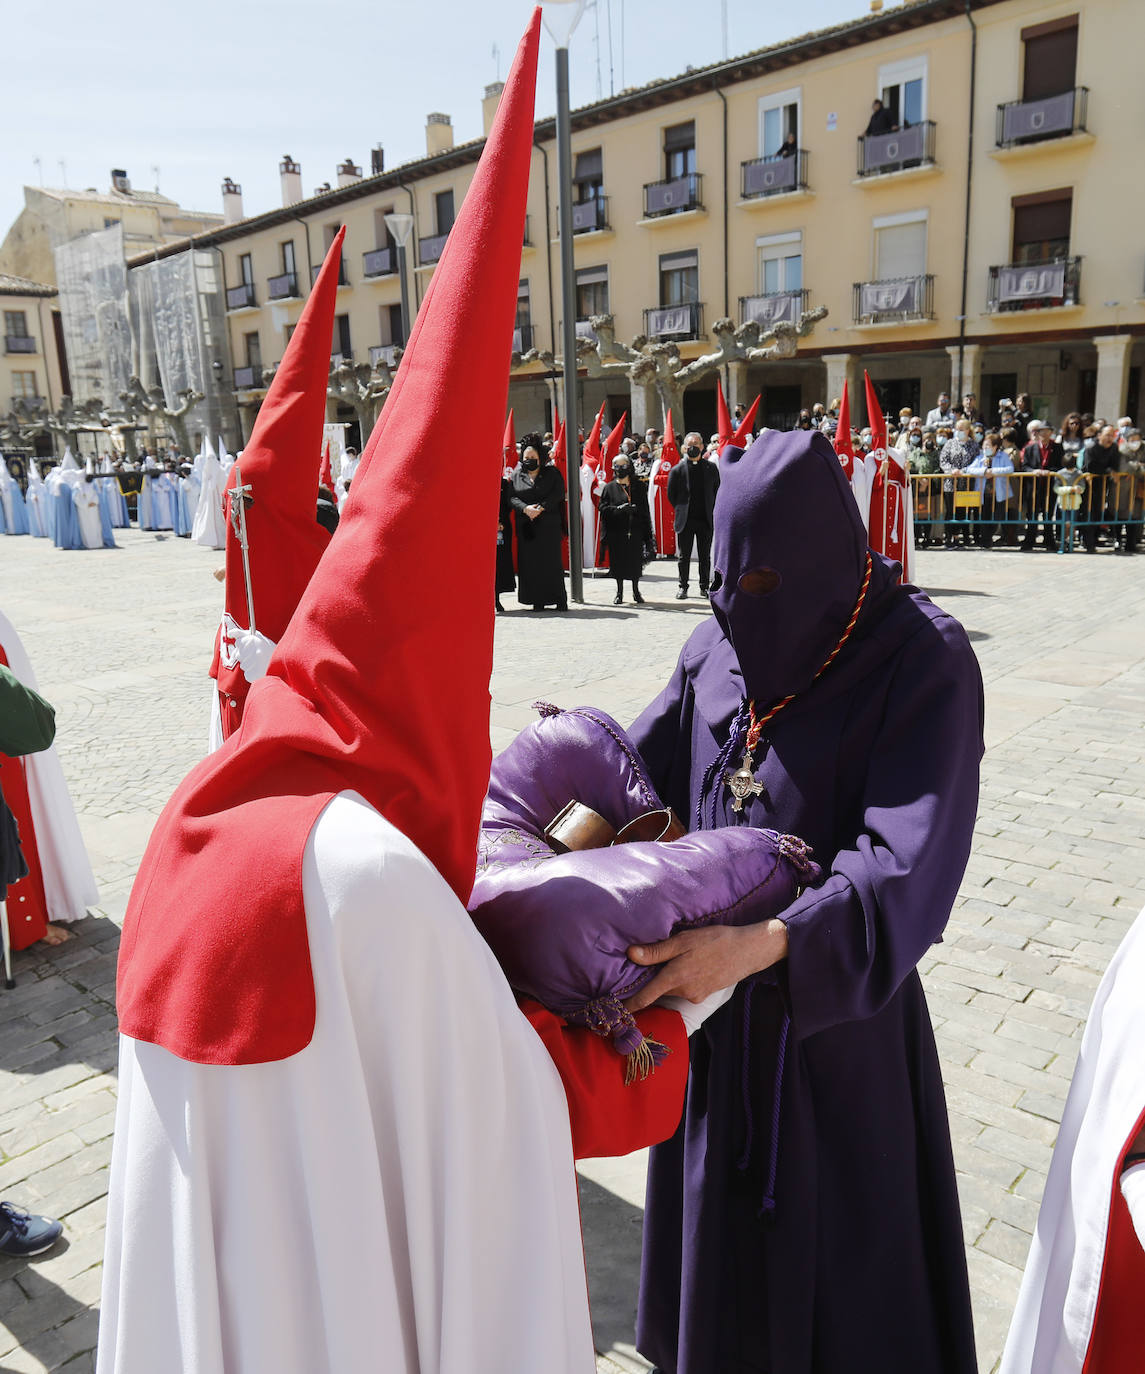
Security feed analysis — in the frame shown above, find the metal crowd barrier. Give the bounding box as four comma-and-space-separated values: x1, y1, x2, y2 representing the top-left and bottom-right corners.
908, 470, 1144, 554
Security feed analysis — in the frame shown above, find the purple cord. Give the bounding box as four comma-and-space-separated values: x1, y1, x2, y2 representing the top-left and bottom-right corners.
697, 700, 749, 832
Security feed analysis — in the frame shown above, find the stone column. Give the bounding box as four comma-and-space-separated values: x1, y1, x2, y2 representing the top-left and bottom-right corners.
1093, 334, 1133, 422
627, 377, 659, 434
945, 343, 983, 406
726, 362, 751, 413
823, 353, 858, 412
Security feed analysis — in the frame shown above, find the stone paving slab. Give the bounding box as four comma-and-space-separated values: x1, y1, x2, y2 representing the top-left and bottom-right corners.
0, 526, 1143, 1373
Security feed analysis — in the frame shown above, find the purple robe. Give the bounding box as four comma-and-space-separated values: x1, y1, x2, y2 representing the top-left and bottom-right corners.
631, 429, 983, 1374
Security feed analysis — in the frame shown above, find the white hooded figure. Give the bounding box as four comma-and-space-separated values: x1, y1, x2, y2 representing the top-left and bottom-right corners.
73, 459, 105, 549
99, 456, 130, 528
0, 460, 29, 534
192, 447, 228, 549
25, 461, 48, 537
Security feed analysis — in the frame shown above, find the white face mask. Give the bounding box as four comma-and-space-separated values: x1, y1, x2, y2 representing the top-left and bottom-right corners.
982, 445, 995, 457
1130, 440, 1142, 452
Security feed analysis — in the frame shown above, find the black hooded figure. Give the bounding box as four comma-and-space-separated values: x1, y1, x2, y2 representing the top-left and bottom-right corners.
511, 434, 567, 611
628, 429, 983, 1374
496, 475, 516, 612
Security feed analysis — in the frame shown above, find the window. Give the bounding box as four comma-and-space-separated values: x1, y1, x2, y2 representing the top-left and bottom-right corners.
575, 266, 609, 319
516, 280, 531, 330
663, 122, 696, 179
375, 207, 396, 250
4, 310, 28, 337
659, 250, 699, 307
435, 189, 455, 235
1022, 16, 1078, 101
1011, 190, 1071, 262
574, 149, 603, 202
756, 232, 803, 294
103, 217, 120, 229
239, 253, 254, 286
285, 324, 297, 345
281, 241, 296, 277
878, 56, 927, 126
323, 223, 342, 252
334, 314, 352, 359
243, 332, 261, 369
387, 303, 404, 347
758, 88, 800, 157
873, 211, 928, 279
12, 371, 37, 397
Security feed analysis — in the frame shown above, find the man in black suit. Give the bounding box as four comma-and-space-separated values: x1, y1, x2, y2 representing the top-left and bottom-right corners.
667, 431, 720, 599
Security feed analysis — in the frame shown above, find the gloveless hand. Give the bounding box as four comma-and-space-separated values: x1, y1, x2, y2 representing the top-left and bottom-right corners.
624, 919, 789, 1013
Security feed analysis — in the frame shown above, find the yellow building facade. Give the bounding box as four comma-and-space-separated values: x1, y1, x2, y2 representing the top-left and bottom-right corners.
130, 0, 1143, 446
0, 274, 65, 456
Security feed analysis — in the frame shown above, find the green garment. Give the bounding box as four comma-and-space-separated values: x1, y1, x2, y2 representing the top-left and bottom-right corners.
0, 664, 56, 757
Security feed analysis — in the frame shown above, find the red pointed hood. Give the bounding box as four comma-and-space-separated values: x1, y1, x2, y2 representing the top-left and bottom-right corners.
551, 420, 566, 480
835, 381, 855, 478
661, 409, 681, 466
502, 408, 516, 471
602, 409, 627, 480
732, 395, 760, 447
716, 380, 734, 449
209, 227, 344, 736
319, 439, 337, 504
582, 402, 606, 471
116, 10, 542, 1065
864, 371, 887, 453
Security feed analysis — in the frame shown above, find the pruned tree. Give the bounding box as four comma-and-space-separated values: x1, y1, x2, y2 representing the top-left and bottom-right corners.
122, 377, 203, 454
556, 308, 828, 425
326, 354, 400, 436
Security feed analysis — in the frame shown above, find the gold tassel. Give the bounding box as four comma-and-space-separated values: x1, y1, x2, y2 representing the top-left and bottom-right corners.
623, 1037, 670, 1085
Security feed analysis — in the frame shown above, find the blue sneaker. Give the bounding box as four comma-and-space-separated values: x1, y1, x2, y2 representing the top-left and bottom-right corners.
0, 1202, 63, 1257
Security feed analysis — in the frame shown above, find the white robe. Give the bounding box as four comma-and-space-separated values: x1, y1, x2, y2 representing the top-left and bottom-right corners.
1000, 905, 1145, 1374
0, 611, 98, 925
97, 793, 594, 1374
579, 463, 601, 572
73, 481, 104, 549
192, 455, 227, 550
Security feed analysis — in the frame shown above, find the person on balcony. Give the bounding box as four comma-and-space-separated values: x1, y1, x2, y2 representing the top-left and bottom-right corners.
865, 98, 895, 136
775, 130, 798, 158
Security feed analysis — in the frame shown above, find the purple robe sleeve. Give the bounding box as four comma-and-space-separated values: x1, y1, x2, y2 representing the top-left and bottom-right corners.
628, 649, 693, 818
781, 616, 984, 1039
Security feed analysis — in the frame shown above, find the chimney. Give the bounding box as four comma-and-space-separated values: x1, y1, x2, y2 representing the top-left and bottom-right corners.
425, 112, 454, 157
337, 158, 363, 189
370, 145, 385, 176
279, 155, 303, 207
221, 177, 244, 224
313, 181, 332, 197
110, 168, 131, 193
482, 82, 505, 138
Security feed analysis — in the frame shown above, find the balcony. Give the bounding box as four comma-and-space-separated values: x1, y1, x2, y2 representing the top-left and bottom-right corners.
363, 246, 398, 278
267, 271, 299, 301
369, 344, 402, 369
741, 152, 808, 200
575, 319, 598, 344
643, 302, 704, 342
642, 173, 703, 220
418, 232, 449, 267
857, 121, 936, 178
739, 289, 809, 329
226, 282, 256, 311
4, 335, 36, 354
852, 274, 935, 325
233, 365, 263, 389
311, 260, 349, 287
986, 256, 1081, 313
512, 324, 535, 353
995, 88, 1088, 150
571, 197, 610, 233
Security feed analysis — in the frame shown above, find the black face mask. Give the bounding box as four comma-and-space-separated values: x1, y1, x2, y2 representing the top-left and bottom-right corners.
686, 445, 702, 459
522, 458, 539, 472
614, 465, 630, 480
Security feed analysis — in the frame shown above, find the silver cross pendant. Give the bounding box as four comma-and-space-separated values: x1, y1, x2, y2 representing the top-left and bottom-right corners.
723, 750, 767, 813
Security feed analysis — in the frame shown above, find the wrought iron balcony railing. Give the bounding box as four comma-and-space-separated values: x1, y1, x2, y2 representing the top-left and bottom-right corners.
226, 282, 257, 310
512, 324, 534, 353
233, 364, 262, 389
418, 233, 449, 266
852, 274, 935, 324
363, 246, 398, 278
741, 151, 808, 199
739, 289, 809, 328
4, 335, 36, 354
643, 172, 703, 218
311, 260, 349, 286
571, 197, 609, 233
643, 302, 704, 340
857, 121, 936, 177
267, 272, 299, 300
987, 256, 1081, 312
369, 344, 402, 369
996, 88, 1088, 149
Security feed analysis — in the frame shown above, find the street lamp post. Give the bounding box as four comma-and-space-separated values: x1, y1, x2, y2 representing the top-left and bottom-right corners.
384, 212, 415, 345
543, 0, 587, 604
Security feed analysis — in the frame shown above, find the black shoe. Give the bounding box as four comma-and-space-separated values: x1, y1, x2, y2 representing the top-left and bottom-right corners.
675, 588, 688, 600
531, 604, 545, 612
556, 601, 569, 612
699, 586, 709, 596
633, 589, 645, 604
613, 593, 623, 605
495, 598, 504, 614
0, 1203, 62, 1258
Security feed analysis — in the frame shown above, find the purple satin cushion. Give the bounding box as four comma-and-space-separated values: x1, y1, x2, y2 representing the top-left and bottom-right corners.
469, 705, 819, 1065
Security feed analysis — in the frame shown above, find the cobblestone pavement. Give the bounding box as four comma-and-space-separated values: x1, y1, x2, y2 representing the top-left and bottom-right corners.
0, 525, 1143, 1374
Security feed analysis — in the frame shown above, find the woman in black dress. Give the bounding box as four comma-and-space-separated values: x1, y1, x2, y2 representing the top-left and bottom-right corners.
496, 476, 515, 614
511, 436, 567, 612
597, 453, 653, 604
